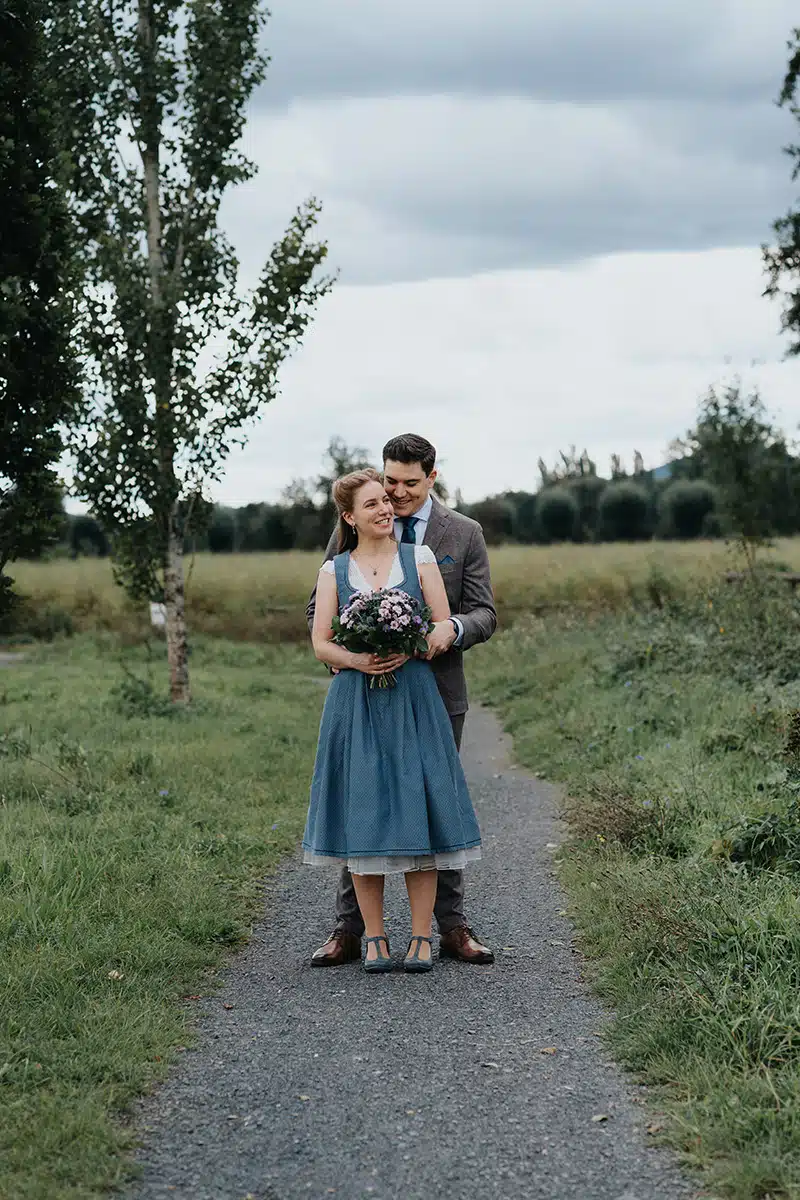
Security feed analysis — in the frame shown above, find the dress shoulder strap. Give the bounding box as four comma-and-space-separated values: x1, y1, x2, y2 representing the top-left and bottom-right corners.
397, 541, 423, 599
397, 540, 416, 576
333, 552, 354, 605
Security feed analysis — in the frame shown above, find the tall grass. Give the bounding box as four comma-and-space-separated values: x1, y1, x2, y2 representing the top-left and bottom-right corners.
9, 538, 800, 642
0, 636, 324, 1199
469, 577, 800, 1199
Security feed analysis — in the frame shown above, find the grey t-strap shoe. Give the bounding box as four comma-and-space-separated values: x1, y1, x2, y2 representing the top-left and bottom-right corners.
403, 935, 433, 973
363, 935, 393, 973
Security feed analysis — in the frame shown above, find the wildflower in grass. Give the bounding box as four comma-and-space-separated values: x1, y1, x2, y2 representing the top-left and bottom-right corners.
271, 822, 279, 831
624, 681, 632, 688
159, 788, 169, 796
635, 754, 644, 760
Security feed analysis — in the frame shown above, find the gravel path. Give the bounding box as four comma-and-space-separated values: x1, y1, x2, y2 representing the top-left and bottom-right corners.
129, 706, 699, 1200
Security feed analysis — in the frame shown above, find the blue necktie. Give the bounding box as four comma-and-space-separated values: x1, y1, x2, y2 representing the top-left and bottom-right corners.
400, 516, 418, 544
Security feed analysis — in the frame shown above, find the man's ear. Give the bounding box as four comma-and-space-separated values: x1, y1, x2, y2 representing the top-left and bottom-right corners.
428, 468, 438, 487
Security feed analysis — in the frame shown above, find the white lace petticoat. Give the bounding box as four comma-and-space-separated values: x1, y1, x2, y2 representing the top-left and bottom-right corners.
302, 846, 482, 875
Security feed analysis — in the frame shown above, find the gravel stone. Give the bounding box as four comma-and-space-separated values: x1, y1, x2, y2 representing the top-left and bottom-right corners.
128, 705, 700, 1200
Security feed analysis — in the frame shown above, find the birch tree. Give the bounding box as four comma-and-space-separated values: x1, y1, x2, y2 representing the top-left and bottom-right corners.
47, 1, 334, 701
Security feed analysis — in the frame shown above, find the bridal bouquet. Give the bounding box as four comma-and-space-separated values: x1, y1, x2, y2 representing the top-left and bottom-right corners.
332, 588, 433, 688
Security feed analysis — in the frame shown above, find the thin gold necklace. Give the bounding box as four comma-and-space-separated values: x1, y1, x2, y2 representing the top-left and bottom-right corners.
353, 543, 396, 578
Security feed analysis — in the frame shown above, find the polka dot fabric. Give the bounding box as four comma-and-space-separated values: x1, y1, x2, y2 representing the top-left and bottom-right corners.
302, 542, 482, 874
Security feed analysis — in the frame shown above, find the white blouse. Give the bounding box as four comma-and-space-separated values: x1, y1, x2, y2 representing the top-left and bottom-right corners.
320, 544, 436, 591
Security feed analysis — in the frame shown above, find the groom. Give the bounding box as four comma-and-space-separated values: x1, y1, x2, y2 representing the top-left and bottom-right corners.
306, 432, 497, 966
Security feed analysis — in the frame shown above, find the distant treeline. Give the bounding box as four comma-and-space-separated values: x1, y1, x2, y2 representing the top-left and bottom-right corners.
54, 424, 800, 557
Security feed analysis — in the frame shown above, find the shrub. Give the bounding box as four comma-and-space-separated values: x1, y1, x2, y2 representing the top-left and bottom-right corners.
598, 481, 651, 541
207, 507, 236, 553
68, 514, 109, 558
659, 480, 717, 539
537, 487, 578, 542
468, 497, 515, 544
566, 473, 607, 542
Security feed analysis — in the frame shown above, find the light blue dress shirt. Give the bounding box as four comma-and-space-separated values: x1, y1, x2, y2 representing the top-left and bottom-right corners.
394, 495, 464, 647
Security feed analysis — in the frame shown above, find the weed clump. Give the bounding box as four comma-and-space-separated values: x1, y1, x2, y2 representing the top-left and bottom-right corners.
565, 775, 691, 858
110, 675, 174, 718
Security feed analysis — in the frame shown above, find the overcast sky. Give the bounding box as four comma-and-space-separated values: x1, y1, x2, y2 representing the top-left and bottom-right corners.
213, 0, 800, 504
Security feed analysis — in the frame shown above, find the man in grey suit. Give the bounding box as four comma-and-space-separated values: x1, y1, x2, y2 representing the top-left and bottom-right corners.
307, 433, 497, 966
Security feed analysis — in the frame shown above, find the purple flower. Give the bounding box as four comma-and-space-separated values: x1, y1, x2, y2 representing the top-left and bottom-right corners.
635, 754, 644, 760
159, 789, 169, 796
271, 822, 279, 831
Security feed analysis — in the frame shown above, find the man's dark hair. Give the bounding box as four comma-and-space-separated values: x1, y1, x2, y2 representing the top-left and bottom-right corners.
382, 433, 436, 476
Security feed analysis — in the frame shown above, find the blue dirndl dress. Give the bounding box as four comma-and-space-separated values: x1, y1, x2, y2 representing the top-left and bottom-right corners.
302, 541, 482, 875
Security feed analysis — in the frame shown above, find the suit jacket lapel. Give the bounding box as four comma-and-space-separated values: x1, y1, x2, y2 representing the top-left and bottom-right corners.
423, 497, 450, 559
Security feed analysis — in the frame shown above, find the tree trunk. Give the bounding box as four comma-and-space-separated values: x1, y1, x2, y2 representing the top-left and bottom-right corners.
164, 506, 190, 704
137, 0, 188, 701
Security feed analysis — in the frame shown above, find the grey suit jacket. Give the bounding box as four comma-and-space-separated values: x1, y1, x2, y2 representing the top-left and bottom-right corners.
305, 497, 497, 715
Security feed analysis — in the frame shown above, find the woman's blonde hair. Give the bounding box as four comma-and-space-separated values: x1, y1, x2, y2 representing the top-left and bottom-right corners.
332, 467, 384, 552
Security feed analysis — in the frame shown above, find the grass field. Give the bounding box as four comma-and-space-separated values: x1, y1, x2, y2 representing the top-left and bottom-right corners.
0, 636, 324, 1200
470, 574, 800, 1199
10, 538, 800, 641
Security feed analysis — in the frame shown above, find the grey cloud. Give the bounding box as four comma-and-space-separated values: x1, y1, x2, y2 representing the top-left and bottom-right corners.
226, 87, 796, 284
261, 0, 797, 109
218, 1, 800, 285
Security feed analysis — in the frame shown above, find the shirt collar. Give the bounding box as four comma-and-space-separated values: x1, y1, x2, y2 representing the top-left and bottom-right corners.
406, 494, 433, 524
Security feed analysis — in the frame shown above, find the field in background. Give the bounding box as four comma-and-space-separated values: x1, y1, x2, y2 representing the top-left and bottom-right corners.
9, 538, 800, 642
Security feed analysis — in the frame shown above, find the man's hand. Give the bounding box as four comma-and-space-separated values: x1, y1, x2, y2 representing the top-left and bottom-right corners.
425, 620, 457, 660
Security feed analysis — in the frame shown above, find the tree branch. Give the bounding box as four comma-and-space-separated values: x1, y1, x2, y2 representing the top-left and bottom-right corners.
99, 0, 145, 161
171, 180, 196, 289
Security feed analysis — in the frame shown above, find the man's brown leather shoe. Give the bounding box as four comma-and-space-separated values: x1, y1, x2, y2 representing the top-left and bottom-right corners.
310, 929, 362, 967
439, 925, 495, 965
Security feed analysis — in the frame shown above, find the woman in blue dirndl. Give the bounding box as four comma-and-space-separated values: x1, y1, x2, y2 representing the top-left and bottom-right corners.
303, 468, 482, 974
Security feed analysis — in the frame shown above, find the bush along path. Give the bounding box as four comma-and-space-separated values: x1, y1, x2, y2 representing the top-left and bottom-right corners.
128, 705, 696, 1200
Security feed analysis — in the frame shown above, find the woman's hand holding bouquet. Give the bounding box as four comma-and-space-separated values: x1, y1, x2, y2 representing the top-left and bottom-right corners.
332, 589, 433, 688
